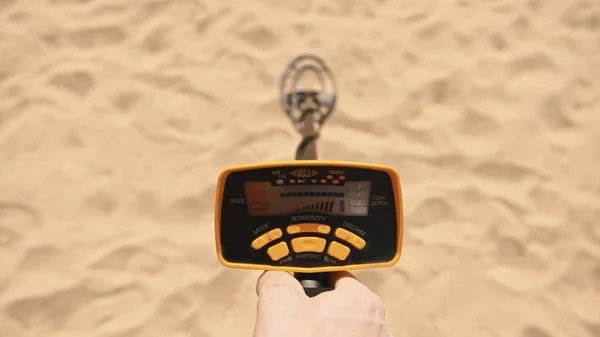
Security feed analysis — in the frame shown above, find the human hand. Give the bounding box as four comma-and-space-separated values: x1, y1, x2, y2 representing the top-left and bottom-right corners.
253, 270, 390, 337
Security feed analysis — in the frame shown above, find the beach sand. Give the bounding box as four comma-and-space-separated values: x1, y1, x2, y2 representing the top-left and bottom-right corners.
0, 0, 599, 336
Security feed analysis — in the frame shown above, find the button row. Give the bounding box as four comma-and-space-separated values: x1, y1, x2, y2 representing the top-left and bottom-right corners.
287, 223, 331, 235
333, 228, 366, 249
251, 225, 366, 252
285, 223, 367, 250
267, 240, 351, 261
251, 228, 282, 250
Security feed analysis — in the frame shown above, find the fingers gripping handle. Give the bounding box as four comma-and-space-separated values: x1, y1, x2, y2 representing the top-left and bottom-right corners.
294, 272, 334, 297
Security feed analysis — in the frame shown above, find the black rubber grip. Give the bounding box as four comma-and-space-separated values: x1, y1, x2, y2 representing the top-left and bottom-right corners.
294, 272, 334, 297
303, 286, 335, 297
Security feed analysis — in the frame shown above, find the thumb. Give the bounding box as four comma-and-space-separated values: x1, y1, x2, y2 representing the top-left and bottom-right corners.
253, 271, 307, 336
256, 271, 306, 300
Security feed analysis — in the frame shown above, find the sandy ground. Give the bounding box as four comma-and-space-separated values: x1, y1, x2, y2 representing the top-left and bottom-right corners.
1, 0, 599, 336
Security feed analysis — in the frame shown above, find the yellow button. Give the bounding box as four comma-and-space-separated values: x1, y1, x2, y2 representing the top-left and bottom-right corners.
291, 237, 327, 253
251, 228, 283, 250
267, 242, 290, 261
334, 228, 350, 240
334, 228, 366, 250
268, 228, 283, 240
251, 237, 268, 250
349, 236, 366, 249
317, 225, 331, 234
327, 241, 351, 261
286, 223, 331, 235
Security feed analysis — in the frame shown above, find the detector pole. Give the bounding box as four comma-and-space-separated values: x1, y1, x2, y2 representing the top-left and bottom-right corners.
280, 54, 337, 297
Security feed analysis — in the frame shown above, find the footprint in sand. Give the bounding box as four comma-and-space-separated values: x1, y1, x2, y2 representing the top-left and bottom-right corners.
521, 325, 554, 337
39, 60, 98, 117
5, 280, 149, 333
0, 203, 41, 286
48, 70, 95, 98
68, 25, 127, 49
90, 244, 169, 275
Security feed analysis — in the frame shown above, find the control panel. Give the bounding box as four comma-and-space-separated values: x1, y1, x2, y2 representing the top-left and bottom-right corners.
214, 160, 403, 273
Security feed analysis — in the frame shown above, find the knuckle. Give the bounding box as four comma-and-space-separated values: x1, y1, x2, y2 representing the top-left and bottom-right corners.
362, 292, 386, 318
370, 293, 383, 307
351, 289, 380, 307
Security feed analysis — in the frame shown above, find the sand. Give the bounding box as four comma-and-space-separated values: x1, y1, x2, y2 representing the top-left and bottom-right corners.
0, 0, 599, 336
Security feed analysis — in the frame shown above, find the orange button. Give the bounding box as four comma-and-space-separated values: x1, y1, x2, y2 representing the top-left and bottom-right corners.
251, 228, 283, 250
291, 237, 327, 253
287, 225, 301, 234
267, 242, 290, 261
349, 236, 366, 249
317, 225, 331, 234
287, 223, 331, 235
327, 241, 351, 261
268, 228, 283, 240
334, 228, 350, 241
250, 236, 267, 250
334, 228, 366, 249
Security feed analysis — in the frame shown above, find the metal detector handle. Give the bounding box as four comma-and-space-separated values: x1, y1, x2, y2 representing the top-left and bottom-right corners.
294, 272, 335, 297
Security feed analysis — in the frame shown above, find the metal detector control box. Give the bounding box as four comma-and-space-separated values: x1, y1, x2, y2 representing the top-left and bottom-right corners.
214, 160, 403, 273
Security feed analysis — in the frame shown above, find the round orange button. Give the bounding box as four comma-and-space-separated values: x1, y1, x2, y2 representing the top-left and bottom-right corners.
320, 179, 326, 183
339, 175, 346, 180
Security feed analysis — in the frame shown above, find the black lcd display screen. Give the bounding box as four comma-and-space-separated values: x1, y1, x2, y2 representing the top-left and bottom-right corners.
244, 181, 371, 216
